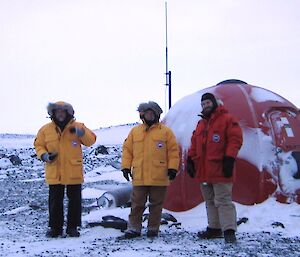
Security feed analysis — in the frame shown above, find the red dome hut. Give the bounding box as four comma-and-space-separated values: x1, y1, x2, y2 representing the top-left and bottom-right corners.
163, 79, 300, 211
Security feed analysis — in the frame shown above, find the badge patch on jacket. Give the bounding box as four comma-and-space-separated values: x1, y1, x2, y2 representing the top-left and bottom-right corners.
156, 141, 165, 149
212, 134, 220, 142
72, 140, 79, 147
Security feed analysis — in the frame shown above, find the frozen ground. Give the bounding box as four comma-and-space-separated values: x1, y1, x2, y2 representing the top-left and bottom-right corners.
0, 126, 300, 257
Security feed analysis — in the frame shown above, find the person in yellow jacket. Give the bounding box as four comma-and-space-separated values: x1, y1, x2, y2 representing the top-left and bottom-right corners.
34, 101, 96, 238
121, 101, 179, 238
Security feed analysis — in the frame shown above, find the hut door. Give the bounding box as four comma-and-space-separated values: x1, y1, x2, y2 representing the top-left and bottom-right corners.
268, 109, 300, 152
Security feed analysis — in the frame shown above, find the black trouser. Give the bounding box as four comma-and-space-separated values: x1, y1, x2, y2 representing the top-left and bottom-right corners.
48, 184, 82, 229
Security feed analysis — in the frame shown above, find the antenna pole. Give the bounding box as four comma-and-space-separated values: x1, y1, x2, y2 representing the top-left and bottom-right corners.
165, 1, 172, 109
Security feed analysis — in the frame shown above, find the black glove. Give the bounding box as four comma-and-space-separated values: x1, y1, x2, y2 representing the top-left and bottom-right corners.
187, 156, 195, 178
122, 168, 132, 181
41, 152, 58, 163
70, 127, 85, 137
223, 156, 235, 178
168, 169, 177, 180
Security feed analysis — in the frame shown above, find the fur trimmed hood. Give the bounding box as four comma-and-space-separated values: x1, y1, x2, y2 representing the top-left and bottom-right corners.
136, 101, 163, 116
47, 101, 74, 117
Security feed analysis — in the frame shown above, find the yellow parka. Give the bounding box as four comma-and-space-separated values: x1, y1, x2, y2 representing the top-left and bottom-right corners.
122, 123, 179, 186
34, 119, 96, 185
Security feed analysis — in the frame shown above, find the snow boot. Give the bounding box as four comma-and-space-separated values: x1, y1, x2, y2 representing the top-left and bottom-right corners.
147, 230, 158, 238
197, 227, 223, 239
66, 227, 80, 237
224, 229, 236, 243
124, 230, 141, 239
46, 227, 63, 238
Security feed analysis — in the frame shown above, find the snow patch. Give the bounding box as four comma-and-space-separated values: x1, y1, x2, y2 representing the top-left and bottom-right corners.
250, 87, 285, 103
2, 206, 30, 215
164, 91, 207, 152
94, 124, 135, 145
82, 188, 106, 199
0, 158, 11, 168
278, 152, 300, 195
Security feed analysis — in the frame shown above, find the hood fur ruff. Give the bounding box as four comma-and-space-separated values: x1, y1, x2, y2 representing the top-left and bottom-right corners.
137, 101, 163, 116
47, 101, 74, 117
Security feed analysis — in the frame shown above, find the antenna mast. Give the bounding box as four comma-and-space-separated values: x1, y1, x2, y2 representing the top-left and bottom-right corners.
165, 1, 171, 109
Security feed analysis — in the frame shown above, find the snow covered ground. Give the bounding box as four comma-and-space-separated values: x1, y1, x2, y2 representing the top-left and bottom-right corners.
0, 125, 300, 257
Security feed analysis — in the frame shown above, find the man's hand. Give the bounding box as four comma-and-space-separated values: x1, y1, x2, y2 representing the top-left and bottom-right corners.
223, 156, 235, 178
122, 168, 132, 181
168, 169, 177, 180
41, 152, 58, 163
70, 127, 85, 137
187, 156, 196, 178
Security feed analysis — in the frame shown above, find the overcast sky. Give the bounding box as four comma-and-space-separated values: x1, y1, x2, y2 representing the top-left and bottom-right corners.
0, 0, 300, 134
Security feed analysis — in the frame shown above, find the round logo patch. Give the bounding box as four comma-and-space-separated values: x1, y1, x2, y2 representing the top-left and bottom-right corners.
157, 141, 164, 149
212, 134, 220, 142
72, 140, 79, 147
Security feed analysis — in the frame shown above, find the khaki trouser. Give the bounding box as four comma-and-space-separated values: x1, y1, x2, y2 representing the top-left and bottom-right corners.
128, 186, 167, 232
200, 183, 237, 232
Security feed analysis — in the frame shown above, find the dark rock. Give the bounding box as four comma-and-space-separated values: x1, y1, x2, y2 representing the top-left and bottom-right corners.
95, 145, 109, 155
271, 222, 285, 228
168, 222, 182, 228
143, 213, 149, 222
143, 212, 178, 223
88, 216, 128, 232
237, 217, 249, 226
9, 155, 22, 165
29, 203, 46, 211
0, 153, 7, 158
160, 219, 168, 225
162, 213, 177, 222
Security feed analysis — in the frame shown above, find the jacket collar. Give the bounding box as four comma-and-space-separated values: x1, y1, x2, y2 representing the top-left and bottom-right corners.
142, 122, 161, 131
52, 119, 75, 133
201, 106, 228, 121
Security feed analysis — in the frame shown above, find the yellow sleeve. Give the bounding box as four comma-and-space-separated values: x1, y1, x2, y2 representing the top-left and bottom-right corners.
79, 124, 97, 147
34, 128, 47, 159
166, 128, 180, 171
121, 129, 134, 169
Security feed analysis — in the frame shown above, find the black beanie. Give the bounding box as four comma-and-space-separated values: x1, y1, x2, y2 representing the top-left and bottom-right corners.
201, 93, 218, 108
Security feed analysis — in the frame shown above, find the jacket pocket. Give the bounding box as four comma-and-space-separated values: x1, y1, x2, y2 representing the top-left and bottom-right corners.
207, 159, 223, 178
152, 160, 167, 181
45, 162, 58, 180
45, 134, 59, 152
133, 134, 144, 156
132, 159, 143, 180
69, 159, 83, 179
